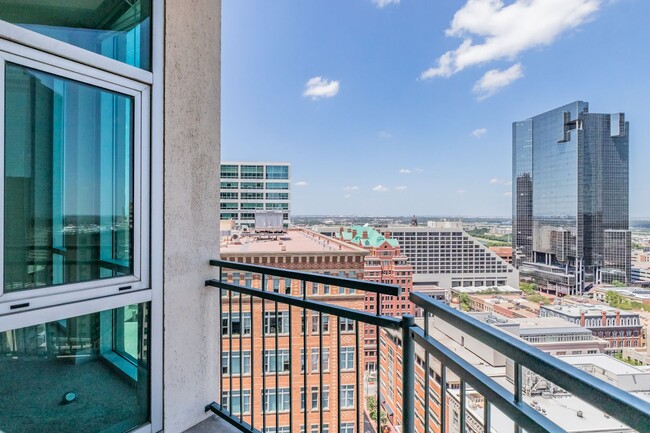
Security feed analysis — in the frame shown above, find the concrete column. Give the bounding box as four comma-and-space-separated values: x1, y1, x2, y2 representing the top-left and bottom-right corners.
163, 0, 221, 431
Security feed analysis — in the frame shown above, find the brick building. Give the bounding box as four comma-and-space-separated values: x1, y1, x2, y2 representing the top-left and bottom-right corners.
220, 229, 368, 433
336, 226, 414, 372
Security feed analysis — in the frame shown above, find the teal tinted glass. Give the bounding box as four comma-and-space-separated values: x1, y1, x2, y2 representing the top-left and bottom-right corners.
4, 63, 134, 293
0, 1, 151, 70
0, 303, 150, 432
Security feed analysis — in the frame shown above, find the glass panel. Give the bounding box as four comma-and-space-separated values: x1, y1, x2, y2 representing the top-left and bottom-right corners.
4, 63, 134, 293
265, 165, 288, 179
0, 303, 150, 432
0, 0, 151, 70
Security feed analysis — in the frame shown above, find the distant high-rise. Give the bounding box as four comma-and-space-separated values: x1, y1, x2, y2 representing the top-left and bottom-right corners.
220, 162, 291, 227
513, 101, 630, 295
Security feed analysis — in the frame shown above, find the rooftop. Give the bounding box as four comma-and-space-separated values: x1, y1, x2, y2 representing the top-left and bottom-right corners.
543, 303, 639, 317
559, 354, 650, 378
510, 317, 595, 336
220, 228, 367, 255
337, 225, 400, 248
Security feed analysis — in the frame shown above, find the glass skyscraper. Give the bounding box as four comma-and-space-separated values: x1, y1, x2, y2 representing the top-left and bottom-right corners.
512, 101, 630, 295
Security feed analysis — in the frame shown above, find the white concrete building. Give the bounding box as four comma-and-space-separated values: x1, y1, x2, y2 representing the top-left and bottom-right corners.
386, 227, 519, 289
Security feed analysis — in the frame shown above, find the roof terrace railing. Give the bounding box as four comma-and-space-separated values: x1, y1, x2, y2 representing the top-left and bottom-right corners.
205, 260, 650, 433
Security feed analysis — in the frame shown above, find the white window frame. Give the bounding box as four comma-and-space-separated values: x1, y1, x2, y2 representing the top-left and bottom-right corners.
0, 2, 163, 431
0, 41, 151, 314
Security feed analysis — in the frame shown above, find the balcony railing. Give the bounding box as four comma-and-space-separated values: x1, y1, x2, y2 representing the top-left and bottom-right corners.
205, 260, 650, 433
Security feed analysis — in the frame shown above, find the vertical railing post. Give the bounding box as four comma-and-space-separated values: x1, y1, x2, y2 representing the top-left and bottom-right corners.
402, 314, 415, 433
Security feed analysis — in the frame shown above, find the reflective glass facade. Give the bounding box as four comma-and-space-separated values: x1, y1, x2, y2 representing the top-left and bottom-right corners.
0, 0, 151, 70
513, 102, 630, 293
4, 64, 134, 293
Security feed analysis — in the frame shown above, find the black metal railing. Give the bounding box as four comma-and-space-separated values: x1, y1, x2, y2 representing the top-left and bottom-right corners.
206, 260, 401, 433
205, 260, 650, 433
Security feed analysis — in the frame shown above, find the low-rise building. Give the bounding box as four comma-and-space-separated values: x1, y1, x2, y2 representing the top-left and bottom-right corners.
540, 303, 643, 351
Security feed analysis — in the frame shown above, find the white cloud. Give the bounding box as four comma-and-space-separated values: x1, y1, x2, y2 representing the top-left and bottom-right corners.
490, 178, 512, 185
372, 185, 390, 192
420, 0, 602, 90
503, 191, 512, 197
303, 76, 340, 100
395, 186, 408, 190
399, 168, 412, 174
472, 128, 488, 138
372, 0, 400, 8
473, 63, 523, 100
294, 181, 308, 187
343, 186, 359, 191
344, 194, 352, 199
457, 189, 466, 194
378, 131, 393, 139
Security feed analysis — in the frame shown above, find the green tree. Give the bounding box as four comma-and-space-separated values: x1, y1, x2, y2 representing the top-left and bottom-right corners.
459, 293, 472, 312
605, 290, 622, 306
366, 397, 388, 428
612, 280, 626, 288
519, 282, 537, 295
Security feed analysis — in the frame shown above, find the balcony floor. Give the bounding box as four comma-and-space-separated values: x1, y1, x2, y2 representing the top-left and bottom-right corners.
184, 415, 241, 433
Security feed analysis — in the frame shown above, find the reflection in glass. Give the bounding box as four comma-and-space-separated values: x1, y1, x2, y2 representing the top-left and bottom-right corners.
0, 0, 151, 70
4, 63, 134, 292
0, 303, 150, 433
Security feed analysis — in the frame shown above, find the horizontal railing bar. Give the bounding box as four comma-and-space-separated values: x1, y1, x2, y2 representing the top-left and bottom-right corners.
205, 402, 262, 433
210, 259, 401, 296
410, 326, 564, 433
207, 279, 402, 329
411, 292, 650, 431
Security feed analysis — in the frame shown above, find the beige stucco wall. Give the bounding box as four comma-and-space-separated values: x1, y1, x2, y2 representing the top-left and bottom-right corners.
163, 0, 221, 431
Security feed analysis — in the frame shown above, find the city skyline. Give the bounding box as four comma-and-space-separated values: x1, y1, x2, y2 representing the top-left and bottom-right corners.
223, 0, 650, 217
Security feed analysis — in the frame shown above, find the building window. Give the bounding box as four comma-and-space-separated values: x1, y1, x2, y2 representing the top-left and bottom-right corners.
340, 347, 355, 370
266, 165, 289, 179
222, 313, 252, 336
263, 311, 290, 335
311, 314, 330, 334
311, 386, 319, 410
266, 193, 289, 200
340, 422, 354, 433
263, 388, 290, 412
241, 182, 264, 189
266, 182, 289, 190
222, 351, 251, 375
222, 390, 251, 415
0, 2, 152, 70
3, 61, 150, 297
340, 318, 355, 333
241, 165, 264, 179
264, 349, 290, 373
0, 303, 151, 432
340, 385, 354, 409
311, 348, 319, 372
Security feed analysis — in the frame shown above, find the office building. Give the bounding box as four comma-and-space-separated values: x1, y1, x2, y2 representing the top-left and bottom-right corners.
220, 162, 291, 227
385, 227, 519, 290
513, 102, 631, 294
220, 229, 368, 433
335, 226, 415, 372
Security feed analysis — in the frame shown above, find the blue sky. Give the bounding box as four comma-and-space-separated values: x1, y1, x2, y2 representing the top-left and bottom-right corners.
222, 0, 650, 218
